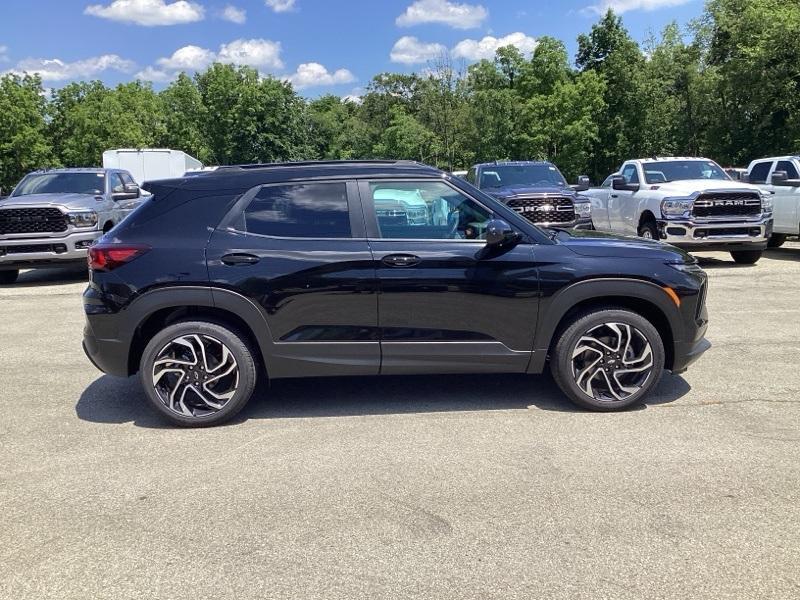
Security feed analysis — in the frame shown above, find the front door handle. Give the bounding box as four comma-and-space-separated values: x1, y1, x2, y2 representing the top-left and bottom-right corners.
382, 254, 421, 268
221, 253, 260, 266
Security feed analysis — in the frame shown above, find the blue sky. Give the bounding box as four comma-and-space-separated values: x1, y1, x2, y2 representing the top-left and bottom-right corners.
1, 0, 704, 97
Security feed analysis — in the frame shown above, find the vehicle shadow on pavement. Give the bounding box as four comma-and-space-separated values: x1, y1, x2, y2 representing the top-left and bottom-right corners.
764, 247, 800, 262
3, 266, 88, 287
76, 371, 692, 428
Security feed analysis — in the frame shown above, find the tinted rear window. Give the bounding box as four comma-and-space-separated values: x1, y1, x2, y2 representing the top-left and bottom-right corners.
243, 183, 351, 238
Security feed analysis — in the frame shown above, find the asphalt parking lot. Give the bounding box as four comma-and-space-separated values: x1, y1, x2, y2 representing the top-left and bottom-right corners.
1, 243, 799, 600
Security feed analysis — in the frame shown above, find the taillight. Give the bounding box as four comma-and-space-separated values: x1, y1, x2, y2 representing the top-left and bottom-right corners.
88, 244, 150, 271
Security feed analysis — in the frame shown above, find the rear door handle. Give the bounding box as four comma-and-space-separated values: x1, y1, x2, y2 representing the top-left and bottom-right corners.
382, 254, 421, 268
221, 253, 260, 266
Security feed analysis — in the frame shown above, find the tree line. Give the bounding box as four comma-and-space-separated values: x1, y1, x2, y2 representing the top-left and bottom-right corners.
1, 0, 798, 193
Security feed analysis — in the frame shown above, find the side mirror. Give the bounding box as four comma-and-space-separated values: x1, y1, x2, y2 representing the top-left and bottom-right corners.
113, 183, 140, 200
770, 171, 800, 187
612, 175, 639, 192
485, 219, 519, 247
572, 175, 590, 192
740, 173, 750, 183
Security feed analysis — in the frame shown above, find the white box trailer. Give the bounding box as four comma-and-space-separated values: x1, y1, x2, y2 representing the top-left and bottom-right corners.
102, 149, 203, 184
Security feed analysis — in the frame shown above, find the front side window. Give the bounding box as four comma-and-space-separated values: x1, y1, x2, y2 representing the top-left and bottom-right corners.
110, 173, 125, 193
12, 172, 106, 197
243, 182, 351, 238
776, 161, 799, 180
643, 160, 729, 184
368, 181, 493, 240
748, 161, 773, 184
621, 164, 639, 185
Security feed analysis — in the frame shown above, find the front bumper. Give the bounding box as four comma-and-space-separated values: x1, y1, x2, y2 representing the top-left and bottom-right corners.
657, 216, 772, 252
0, 230, 101, 270
672, 337, 712, 374
534, 216, 594, 230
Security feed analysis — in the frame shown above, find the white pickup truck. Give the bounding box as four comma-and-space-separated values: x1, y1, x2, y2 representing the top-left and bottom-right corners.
744, 155, 800, 247
585, 157, 774, 264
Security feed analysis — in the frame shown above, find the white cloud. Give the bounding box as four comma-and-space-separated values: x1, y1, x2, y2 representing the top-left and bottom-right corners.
135, 66, 173, 82
582, 0, 693, 16
286, 63, 355, 90
142, 38, 283, 80
10, 54, 135, 82
84, 0, 205, 26
452, 32, 538, 61
156, 45, 216, 70
0, 46, 9, 62
390, 36, 447, 64
221, 5, 246, 23
217, 38, 283, 69
396, 0, 487, 29
265, 0, 295, 12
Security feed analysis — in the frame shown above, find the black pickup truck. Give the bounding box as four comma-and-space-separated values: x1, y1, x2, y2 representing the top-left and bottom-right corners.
465, 161, 593, 229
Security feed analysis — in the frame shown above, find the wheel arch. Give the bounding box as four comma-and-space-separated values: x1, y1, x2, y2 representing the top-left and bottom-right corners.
531, 278, 683, 372
123, 287, 273, 377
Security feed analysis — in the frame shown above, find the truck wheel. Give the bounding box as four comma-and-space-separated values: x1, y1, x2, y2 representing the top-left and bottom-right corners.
550, 308, 665, 411
767, 234, 786, 248
139, 320, 258, 427
0, 269, 19, 284
730, 250, 762, 265
637, 222, 658, 240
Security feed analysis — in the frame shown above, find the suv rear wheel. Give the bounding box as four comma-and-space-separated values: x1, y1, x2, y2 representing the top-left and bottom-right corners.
0, 269, 19, 285
550, 308, 665, 411
730, 250, 762, 265
139, 320, 258, 427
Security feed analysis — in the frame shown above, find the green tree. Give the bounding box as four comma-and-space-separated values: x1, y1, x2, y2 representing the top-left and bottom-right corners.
0, 73, 54, 192
158, 73, 211, 162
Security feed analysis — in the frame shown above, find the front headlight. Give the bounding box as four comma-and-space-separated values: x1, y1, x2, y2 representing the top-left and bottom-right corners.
67, 210, 98, 228
760, 193, 773, 214
661, 199, 693, 218
574, 201, 592, 218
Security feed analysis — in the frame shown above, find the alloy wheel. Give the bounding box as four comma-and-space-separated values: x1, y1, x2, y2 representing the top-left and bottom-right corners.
570, 322, 654, 402
151, 334, 240, 418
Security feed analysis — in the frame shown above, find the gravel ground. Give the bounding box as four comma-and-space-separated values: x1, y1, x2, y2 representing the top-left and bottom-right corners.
1, 243, 799, 600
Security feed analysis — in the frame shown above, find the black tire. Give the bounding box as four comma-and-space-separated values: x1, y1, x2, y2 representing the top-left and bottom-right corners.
550, 308, 665, 411
0, 269, 19, 284
730, 250, 762, 265
139, 320, 258, 427
637, 221, 658, 240
767, 234, 786, 248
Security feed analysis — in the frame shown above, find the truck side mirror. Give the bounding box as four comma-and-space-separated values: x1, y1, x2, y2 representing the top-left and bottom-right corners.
572, 175, 590, 192
612, 175, 639, 192
771, 171, 800, 187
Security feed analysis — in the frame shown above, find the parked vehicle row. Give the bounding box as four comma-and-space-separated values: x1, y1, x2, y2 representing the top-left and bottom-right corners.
82, 160, 710, 426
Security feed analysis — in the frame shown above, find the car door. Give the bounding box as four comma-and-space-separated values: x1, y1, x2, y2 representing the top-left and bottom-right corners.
359, 179, 540, 375
771, 160, 800, 234
206, 179, 380, 378
588, 176, 613, 231
608, 164, 640, 235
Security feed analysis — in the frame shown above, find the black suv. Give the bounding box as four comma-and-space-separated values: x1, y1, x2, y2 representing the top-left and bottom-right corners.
83, 160, 710, 427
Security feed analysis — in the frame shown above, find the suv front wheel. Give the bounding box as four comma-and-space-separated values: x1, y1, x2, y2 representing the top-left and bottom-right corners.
550, 308, 665, 411
140, 320, 258, 427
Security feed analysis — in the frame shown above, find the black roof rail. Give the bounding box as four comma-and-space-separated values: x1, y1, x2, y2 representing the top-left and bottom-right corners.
215, 159, 425, 171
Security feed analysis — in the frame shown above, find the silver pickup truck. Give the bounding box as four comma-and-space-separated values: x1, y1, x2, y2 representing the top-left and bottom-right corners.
0, 168, 144, 284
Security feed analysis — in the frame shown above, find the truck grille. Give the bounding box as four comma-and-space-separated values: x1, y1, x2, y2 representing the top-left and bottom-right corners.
504, 196, 576, 225
0, 208, 68, 235
692, 193, 761, 218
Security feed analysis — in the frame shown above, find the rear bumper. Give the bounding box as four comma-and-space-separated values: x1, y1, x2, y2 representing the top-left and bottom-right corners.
0, 230, 101, 269
83, 322, 130, 377
657, 216, 772, 252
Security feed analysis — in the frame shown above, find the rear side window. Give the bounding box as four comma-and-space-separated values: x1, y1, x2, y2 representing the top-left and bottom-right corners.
244, 182, 351, 238
776, 161, 799, 179
748, 161, 773, 184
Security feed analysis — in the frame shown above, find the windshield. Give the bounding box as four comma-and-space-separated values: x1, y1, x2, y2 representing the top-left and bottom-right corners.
478, 164, 567, 189
642, 160, 730, 184
12, 173, 106, 197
